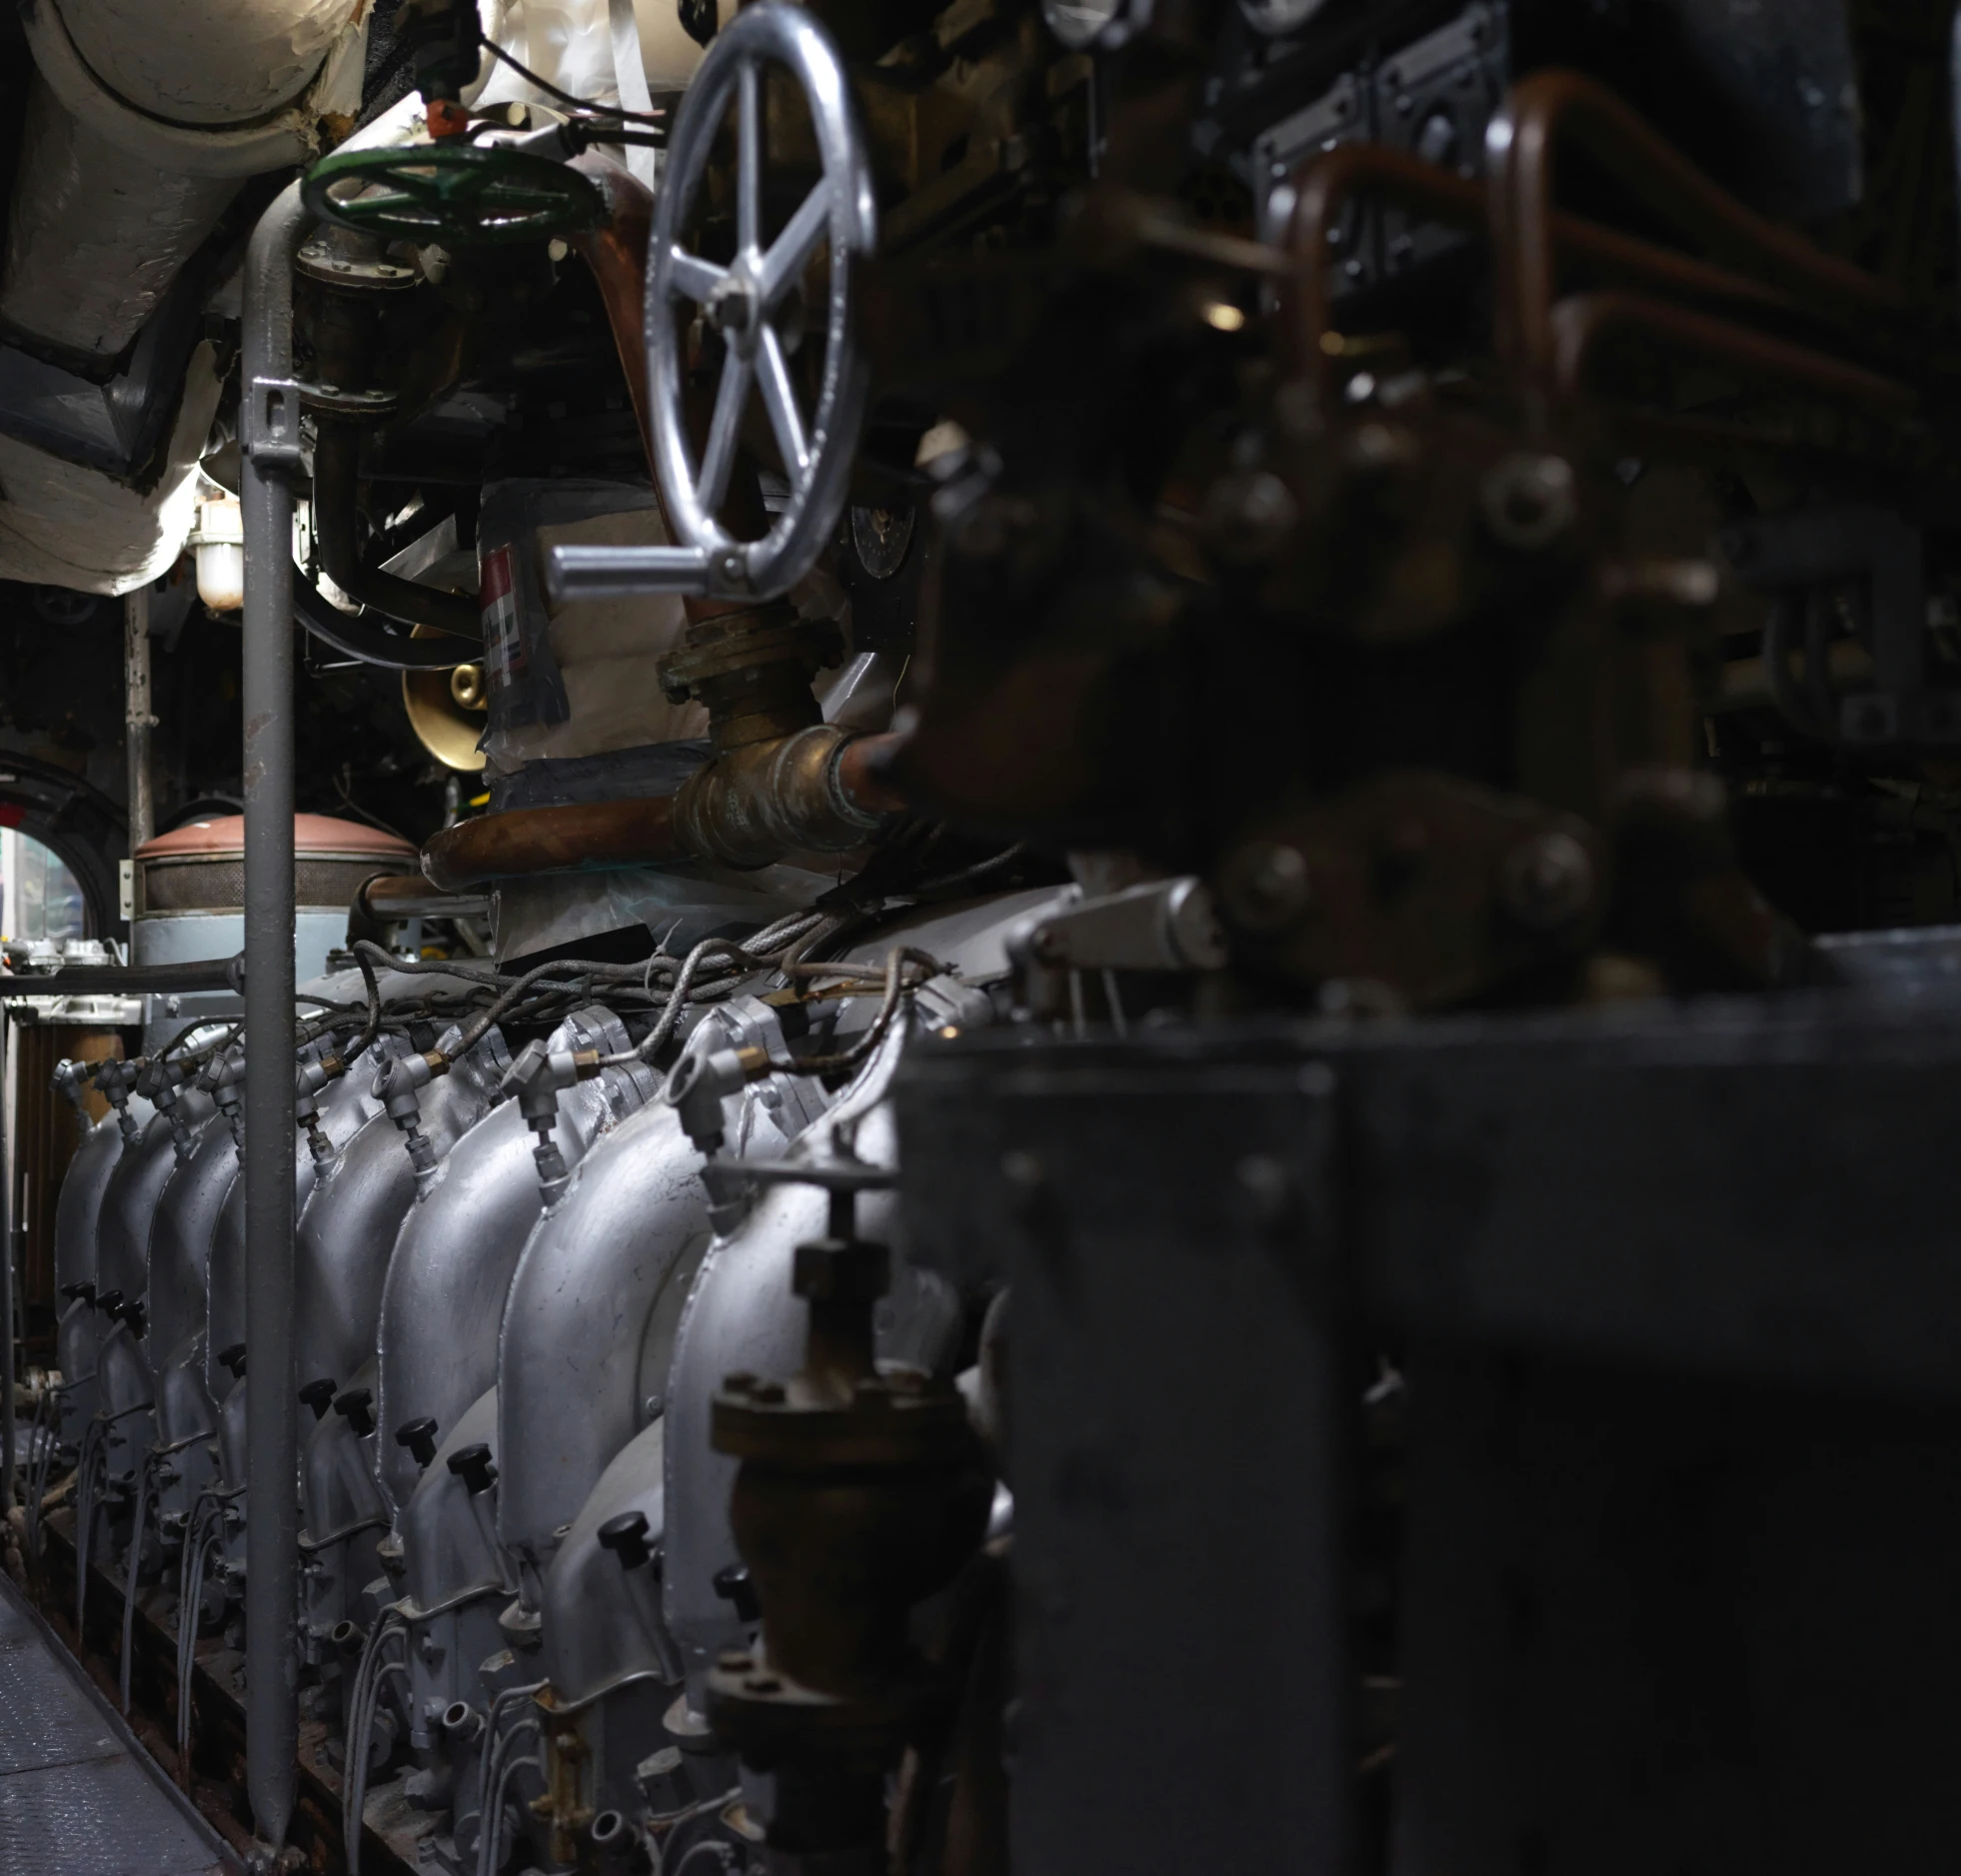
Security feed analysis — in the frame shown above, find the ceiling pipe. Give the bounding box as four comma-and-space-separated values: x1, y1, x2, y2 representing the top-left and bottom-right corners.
9, 0, 369, 361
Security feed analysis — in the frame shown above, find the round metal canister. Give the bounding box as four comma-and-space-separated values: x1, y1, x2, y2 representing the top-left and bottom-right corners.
131, 814, 417, 1047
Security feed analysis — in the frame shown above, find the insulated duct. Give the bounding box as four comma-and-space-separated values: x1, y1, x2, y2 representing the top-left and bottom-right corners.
0, 0, 368, 592
0, 82, 239, 361
9, 0, 371, 360
46, 0, 359, 124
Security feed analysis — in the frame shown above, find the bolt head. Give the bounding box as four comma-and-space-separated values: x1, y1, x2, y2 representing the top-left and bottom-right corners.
1220, 841, 1311, 936
1501, 830, 1594, 931
1481, 452, 1578, 552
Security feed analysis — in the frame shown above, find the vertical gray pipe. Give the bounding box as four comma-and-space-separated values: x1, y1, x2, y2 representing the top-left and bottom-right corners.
123, 587, 154, 852
240, 176, 308, 1855
1, 1007, 13, 1521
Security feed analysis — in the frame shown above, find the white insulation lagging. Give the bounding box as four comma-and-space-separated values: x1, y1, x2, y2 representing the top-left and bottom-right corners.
474, 0, 715, 189
0, 0, 697, 594
0, 344, 224, 594
2, 0, 371, 360
0, 0, 369, 592
0, 80, 239, 359
57, 0, 361, 124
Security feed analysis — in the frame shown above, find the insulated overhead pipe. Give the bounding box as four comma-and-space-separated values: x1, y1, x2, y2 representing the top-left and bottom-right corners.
240, 176, 309, 1855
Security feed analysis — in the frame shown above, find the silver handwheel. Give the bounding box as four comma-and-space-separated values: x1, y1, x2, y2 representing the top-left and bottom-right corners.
549, 0, 877, 603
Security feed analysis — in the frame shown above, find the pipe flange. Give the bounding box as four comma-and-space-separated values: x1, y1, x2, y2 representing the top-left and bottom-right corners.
296, 233, 420, 294
657, 610, 845, 707
705, 1647, 938, 1757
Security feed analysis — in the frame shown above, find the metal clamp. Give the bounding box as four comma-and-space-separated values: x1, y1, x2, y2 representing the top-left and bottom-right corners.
242, 375, 307, 480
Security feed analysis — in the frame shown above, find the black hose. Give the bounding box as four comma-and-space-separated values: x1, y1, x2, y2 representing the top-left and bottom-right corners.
293, 572, 469, 670
312, 425, 482, 642
346, 948, 384, 1067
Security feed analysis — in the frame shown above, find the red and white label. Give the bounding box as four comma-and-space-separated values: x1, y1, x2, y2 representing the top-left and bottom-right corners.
480, 545, 525, 691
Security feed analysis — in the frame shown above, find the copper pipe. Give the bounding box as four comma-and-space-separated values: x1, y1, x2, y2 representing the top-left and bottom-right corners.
423, 797, 681, 893
566, 157, 763, 623
567, 155, 657, 467
1490, 69, 1904, 398
1280, 145, 1485, 396
419, 731, 910, 890
1281, 140, 1787, 408
1550, 291, 1919, 459
356, 873, 492, 920
838, 732, 909, 815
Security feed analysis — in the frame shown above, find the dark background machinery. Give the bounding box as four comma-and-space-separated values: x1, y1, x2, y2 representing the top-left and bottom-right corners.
11, 0, 1961, 1874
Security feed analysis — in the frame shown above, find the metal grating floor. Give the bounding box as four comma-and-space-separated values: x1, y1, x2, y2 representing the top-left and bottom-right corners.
0, 1571, 231, 1875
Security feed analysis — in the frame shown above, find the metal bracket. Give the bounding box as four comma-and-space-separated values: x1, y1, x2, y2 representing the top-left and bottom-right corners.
1013, 877, 1229, 973
241, 376, 307, 481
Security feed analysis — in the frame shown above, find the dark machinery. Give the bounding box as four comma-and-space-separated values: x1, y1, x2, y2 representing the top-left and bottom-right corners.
5, 1, 1961, 1874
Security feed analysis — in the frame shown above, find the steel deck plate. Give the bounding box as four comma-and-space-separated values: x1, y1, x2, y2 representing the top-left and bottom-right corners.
0, 1573, 230, 1874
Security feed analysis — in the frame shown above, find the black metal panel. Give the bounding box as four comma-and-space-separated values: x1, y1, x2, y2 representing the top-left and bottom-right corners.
1516, 0, 1863, 220
1393, 1348, 1961, 1876
1346, 991, 1961, 1396
908, 1058, 1353, 1876
899, 970, 1961, 1876
907, 981, 1961, 1398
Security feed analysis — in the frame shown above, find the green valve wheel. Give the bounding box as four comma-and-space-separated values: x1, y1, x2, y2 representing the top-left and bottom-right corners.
302, 142, 606, 247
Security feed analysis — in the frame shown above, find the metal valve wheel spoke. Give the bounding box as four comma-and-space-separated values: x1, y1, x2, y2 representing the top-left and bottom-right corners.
699, 349, 756, 519
759, 187, 834, 305
757, 327, 810, 475
645, 0, 878, 600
